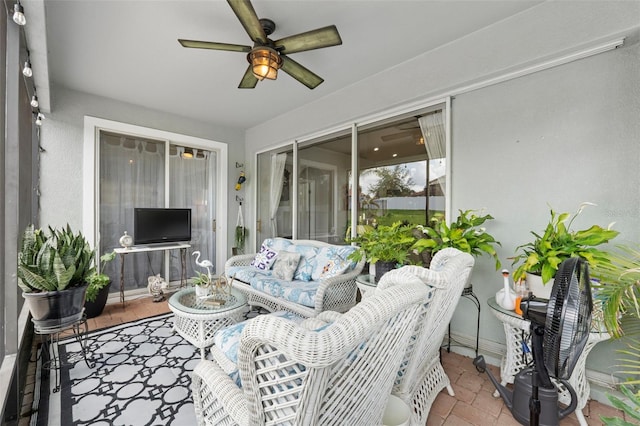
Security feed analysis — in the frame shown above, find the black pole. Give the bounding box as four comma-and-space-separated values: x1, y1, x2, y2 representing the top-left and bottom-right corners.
529, 370, 540, 426
529, 322, 550, 426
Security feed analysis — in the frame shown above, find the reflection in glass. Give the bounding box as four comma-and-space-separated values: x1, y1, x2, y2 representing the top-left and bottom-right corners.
254, 103, 447, 246
357, 106, 446, 229
297, 131, 351, 243
256, 148, 293, 243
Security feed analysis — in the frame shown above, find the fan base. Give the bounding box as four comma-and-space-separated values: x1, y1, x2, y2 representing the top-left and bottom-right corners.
512, 367, 561, 426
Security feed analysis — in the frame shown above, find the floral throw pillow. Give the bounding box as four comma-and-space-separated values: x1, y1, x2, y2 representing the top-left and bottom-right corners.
250, 244, 278, 271
272, 252, 302, 281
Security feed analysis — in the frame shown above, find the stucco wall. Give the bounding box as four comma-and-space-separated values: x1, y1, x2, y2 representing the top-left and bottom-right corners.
38, 86, 245, 250
452, 39, 640, 377
241, 1, 640, 387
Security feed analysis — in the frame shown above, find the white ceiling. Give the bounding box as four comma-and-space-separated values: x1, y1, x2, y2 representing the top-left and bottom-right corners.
25, 0, 542, 130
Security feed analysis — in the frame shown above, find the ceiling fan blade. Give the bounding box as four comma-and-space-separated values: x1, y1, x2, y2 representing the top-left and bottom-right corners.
178, 39, 251, 53
275, 25, 342, 54
238, 66, 258, 89
227, 0, 267, 44
280, 55, 324, 89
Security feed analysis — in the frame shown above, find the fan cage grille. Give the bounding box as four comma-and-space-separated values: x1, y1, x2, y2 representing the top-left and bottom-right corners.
544, 258, 592, 380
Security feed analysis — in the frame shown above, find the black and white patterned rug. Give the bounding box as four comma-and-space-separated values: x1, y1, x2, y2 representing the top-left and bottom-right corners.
31, 313, 201, 426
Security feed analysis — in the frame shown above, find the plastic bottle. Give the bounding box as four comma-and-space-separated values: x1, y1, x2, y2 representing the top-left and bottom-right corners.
514, 279, 527, 316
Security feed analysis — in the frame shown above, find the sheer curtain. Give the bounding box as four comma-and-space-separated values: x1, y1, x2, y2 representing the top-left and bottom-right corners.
269, 153, 287, 236
99, 133, 165, 290
170, 147, 214, 279
418, 111, 446, 196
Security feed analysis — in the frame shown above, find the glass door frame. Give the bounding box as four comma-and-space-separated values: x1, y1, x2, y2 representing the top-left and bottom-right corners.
82, 116, 228, 287
253, 97, 451, 246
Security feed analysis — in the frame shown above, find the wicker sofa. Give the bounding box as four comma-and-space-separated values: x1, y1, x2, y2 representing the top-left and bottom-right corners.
225, 238, 365, 318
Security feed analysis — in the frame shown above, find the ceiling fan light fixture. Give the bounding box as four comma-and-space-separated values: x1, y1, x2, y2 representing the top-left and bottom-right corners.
248, 46, 282, 81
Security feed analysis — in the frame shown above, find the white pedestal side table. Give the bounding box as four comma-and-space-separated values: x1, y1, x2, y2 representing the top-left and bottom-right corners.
168, 287, 248, 358
488, 296, 610, 426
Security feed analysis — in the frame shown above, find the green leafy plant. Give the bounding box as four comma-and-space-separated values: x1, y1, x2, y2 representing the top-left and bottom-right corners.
190, 271, 211, 287
235, 226, 247, 253
412, 209, 501, 269
86, 250, 116, 302
601, 384, 640, 425
18, 224, 95, 293
512, 203, 619, 284
347, 221, 418, 265
601, 339, 640, 425
590, 244, 640, 337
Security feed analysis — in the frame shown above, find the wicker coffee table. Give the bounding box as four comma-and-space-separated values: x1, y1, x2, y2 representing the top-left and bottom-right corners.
168, 287, 248, 358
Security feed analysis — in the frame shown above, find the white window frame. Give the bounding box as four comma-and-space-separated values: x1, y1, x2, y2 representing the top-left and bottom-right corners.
253, 97, 452, 243
82, 116, 228, 277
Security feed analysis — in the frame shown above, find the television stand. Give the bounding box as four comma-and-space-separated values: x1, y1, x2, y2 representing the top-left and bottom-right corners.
114, 242, 191, 306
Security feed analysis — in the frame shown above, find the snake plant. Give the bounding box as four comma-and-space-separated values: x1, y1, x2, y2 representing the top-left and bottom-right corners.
18, 224, 95, 293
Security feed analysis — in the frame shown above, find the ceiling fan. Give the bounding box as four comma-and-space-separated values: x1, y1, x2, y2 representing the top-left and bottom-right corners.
178, 0, 342, 89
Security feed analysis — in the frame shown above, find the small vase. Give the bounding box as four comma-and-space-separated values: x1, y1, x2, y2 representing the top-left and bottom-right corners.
195, 285, 210, 298
496, 270, 516, 310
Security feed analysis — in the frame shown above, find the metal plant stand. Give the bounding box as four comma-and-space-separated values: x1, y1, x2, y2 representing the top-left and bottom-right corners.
446, 284, 480, 356
33, 313, 93, 393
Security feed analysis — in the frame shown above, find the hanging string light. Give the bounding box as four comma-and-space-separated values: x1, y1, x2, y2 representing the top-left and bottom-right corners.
14, 3, 45, 128
22, 59, 33, 77
13, 1, 26, 26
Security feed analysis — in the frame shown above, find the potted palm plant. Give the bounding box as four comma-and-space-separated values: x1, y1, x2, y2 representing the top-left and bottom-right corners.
18, 224, 95, 327
590, 243, 640, 338
84, 250, 116, 318
511, 203, 619, 298
587, 244, 640, 424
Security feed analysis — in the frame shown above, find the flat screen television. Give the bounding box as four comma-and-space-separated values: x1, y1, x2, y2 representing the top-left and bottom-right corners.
133, 208, 192, 245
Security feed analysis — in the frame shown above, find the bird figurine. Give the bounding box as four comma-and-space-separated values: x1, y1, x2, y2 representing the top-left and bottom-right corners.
192, 251, 214, 277
496, 269, 517, 311
147, 274, 168, 302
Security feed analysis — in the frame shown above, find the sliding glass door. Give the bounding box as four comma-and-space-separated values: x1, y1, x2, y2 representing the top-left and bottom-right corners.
254, 102, 447, 246
99, 132, 216, 291
169, 145, 216, 281
297, 130, 351, 243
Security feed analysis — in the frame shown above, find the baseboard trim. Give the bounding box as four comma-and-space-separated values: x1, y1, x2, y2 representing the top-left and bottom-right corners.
446, 330, 621, 406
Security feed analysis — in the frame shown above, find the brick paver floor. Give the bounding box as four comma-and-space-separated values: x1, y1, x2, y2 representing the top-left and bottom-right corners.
20, 294, 629, 425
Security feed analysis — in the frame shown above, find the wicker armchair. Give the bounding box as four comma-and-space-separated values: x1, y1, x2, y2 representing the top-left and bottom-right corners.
191, 276, 433, 426
377, 248, 475, 425
225, 239, 365, 318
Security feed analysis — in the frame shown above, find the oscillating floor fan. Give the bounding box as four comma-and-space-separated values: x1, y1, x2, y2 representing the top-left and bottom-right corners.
474, 257, 593, 426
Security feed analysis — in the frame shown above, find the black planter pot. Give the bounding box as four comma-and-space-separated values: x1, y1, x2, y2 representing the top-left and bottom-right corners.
375, 261, 397, 283
23, 285, 88, 328
84, 281, 111, 319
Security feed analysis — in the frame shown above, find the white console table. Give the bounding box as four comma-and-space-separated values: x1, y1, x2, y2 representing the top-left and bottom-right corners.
114, 243, 191, 305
